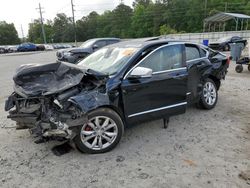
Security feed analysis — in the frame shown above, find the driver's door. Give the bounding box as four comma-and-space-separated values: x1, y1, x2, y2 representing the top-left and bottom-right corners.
121, 44, 188, 122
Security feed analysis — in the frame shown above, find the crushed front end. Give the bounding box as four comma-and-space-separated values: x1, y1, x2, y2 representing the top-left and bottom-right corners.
5, 61, 108, 144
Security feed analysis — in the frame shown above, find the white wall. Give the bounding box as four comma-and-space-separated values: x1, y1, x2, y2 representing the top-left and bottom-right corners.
166, 30, 250, 43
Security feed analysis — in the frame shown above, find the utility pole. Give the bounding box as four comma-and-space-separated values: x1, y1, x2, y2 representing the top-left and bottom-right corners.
21, 25, 25, 42
204, 0, 207, 18
225, 2, 228, 12
37, 3, 47, 44
71, 0, 77, 46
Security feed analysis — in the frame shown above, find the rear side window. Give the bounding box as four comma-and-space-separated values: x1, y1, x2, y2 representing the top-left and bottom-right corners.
186, 46, 200, 61
94, 41, 107, 48
107, 40, 119, 45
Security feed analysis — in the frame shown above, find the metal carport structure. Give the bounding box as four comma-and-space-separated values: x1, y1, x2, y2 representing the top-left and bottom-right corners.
203, 12, 250, 32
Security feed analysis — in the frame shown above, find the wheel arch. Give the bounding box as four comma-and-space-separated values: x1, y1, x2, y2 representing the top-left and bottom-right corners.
92, 105, 126, 125
207, 75, 221, 90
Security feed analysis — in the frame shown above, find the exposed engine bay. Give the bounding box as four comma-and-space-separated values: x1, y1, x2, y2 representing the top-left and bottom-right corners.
5, 62, 109, 143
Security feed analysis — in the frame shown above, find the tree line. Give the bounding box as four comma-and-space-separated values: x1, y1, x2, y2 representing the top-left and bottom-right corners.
0, 21, 20, 45
1, 0, 250, 45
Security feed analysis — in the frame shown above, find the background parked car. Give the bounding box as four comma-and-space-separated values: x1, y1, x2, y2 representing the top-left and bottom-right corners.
7, 45, 18, 53
56, 38, 121, 63
0, 46, 8, 53
44, 44, 54, 51
36, 44, 45, 51
209, 36, 247, 51
17, 43, 37, 52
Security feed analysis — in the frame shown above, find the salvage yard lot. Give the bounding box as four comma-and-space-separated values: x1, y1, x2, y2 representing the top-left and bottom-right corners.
0, 51, 249, 188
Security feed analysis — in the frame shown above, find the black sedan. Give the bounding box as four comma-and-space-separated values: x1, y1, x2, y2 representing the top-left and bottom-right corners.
56, 38, 121, 63
5, 39, 229, 154
209, 36, 247, 51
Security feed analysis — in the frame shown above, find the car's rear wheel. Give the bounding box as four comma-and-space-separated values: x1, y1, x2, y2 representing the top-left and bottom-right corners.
74, 108, 124, 154
197, 78, 218, 110
248, 65, 250, 72
235, 65, 243, 73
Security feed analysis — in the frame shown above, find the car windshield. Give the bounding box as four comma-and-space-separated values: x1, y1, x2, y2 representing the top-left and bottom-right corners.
80, 39, 96, 48
78, 47, 139, 75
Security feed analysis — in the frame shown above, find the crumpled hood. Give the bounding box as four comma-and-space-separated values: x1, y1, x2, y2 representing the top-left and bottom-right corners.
13, 62, 87, 97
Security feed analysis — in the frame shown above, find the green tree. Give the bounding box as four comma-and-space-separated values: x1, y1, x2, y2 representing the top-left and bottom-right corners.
110, 4, 133, 38
52, 13, 74, 42
0, 21, 20, 45
159, 24, 178, 35
28, 19, 54, 43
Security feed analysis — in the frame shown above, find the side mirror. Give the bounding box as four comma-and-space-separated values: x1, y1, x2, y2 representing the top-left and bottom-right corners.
93, 44, 99, 50
128, 67, 152, 79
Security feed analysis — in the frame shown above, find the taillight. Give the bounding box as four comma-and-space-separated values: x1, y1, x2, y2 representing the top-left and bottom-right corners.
226, 56, 231, 65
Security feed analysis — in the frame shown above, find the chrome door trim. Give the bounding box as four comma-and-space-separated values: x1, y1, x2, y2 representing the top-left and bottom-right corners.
128, 102, 187, 118
152, 67, 187, 75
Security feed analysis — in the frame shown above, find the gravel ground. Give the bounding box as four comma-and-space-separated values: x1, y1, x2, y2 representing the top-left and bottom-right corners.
0, 51, 249, 188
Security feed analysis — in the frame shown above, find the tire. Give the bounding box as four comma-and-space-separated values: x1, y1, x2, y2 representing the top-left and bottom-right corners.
248, 65, 250, 72
224, 44, 230, 51
235, 65, 243, 73
197, 78, 218, 110
74, 108, 124, 154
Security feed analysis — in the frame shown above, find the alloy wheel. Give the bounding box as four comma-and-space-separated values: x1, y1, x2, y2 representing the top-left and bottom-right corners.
203, 82, 217, 106
80, 116, 118, 151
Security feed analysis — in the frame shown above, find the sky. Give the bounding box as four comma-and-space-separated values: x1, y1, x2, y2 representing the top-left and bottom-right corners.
0, 0, 134, 37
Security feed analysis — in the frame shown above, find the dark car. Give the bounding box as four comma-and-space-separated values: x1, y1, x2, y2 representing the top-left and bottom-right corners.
56, 38, 121, 63
5, 39, 229, 154
36, 44, 45, 51
209, 36, 247, 51
17, 43, 37, 52
0, 46, 8, 53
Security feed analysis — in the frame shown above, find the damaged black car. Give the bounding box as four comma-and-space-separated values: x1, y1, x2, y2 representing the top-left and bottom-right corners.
5, 39, 229, 154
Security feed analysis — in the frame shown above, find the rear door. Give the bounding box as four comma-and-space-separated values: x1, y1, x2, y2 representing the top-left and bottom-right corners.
121, 44, 188, 121
185, 44, 209, 102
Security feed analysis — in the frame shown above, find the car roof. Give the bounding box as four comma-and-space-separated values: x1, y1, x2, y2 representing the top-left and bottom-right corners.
108, 37, 185, 49
92, 38, 120, 41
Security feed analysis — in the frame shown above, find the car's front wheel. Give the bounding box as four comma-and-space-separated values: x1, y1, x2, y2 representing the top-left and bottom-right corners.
74, 108, 124, 154
197, 78, 218, 109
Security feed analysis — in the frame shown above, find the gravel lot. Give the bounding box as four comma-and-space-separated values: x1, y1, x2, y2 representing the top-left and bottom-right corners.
0, 51, 249, 188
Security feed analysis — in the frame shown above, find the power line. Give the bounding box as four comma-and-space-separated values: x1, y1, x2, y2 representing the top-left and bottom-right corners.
36, 3, 47, 44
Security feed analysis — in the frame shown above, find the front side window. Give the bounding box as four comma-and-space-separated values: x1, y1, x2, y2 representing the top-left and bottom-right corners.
139, 44, 183, 72
185, 46, 200, 61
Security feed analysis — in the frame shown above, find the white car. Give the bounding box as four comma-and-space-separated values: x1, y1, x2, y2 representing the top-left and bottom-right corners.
44, 44, 54, 51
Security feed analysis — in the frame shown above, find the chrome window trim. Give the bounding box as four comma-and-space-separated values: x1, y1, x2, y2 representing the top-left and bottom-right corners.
185, 44, 209, 63
186, 57, 207, 63
128, 102, 187, 118
123, 43, 185, 80
152, 67, 187, 75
